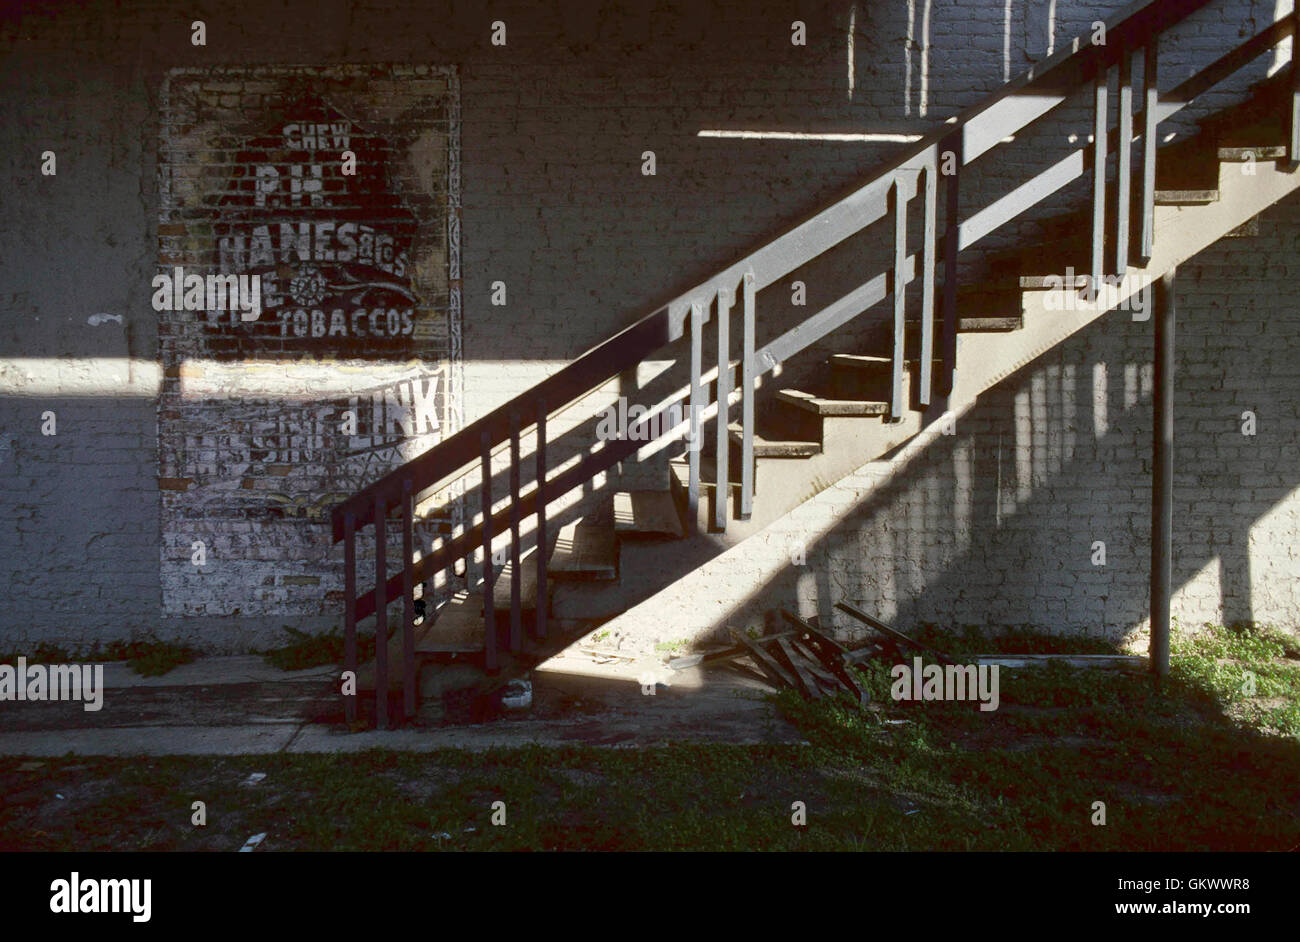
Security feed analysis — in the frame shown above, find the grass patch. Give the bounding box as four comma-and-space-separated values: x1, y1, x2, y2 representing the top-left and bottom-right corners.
2, 622, 1296, 851
258, 625, 379, 672
0, 639, 198, 677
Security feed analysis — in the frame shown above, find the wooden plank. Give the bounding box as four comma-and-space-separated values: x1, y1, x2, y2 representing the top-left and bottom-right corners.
740, 272, 756, 520
972, 653, 1146, 670
834, 601, 954, 664
787, 638, 842, 689
770, 637, 822, 699
666, 630, 797, 670
613, 490, 685, 538
549, 520, 617, 580
779, 610, 868, 704
1116, 47, 1134, 273
730, 629, 798, 690
714, 287, 732, 531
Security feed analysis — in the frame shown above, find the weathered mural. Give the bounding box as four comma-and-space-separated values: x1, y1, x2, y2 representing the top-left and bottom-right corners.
157, 66, 461, 618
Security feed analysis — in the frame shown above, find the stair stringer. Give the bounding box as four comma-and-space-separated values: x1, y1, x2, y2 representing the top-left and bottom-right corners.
598, 154, 1300, 654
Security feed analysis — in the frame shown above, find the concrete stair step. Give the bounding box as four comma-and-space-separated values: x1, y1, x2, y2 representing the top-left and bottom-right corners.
1154, 189, 1220, 205
775, 388, 890, 416
549, 519, 618, 581
613, 488, 685, 538
491, 548, 539, 612
1218, 144, 1288, 161
727, 423, 820, 457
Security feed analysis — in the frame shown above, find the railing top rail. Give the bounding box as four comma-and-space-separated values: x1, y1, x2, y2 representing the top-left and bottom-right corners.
333, 0, 1218, 539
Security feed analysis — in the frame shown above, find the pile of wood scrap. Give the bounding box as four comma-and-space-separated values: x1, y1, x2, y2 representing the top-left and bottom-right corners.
667, 603, 959, 707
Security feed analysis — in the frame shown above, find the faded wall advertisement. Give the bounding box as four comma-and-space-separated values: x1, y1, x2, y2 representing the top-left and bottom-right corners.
157, 66, 462, 618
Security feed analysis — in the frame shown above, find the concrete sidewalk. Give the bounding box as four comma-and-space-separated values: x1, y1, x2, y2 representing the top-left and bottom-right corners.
0, 652, 805, 755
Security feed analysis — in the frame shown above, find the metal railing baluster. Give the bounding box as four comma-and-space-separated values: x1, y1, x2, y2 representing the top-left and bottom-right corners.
373, 496, 388, 730
891, 176, 908, 419
941, 134, 961, 398
714, 288, 732, 531
688, 301, 703, 534
535, 402, 548, 640
480, 430, 497, 672
1141, 40, 1159, 264
1092, 65, 1110, 300
343, 511, 356, 725
1117, 48, 1134, 274
740, 272, 755, 520
401, 480, 415, 719
919, 159, 938, 407
508, 412, 522, 653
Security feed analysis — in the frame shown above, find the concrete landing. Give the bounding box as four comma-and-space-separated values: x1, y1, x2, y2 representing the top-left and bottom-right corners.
0, 652, 804, 755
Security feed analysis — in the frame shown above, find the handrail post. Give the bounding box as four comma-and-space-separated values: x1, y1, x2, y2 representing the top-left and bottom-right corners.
1091, 63, 1110, 301
890, 176, 908, 419
1291, 6, 1300, 170
739, 272, 756, 520
1140, 39, 1158, 264
919, 157, 938, 407
940, 133, 961, 398
343, 511, 357, 726
480, 429, 498, 672
401, 480, 415, 720
534, 401, 548, 640
508, 411, 522, 653
1116, 46, 1134, 275
713, 288, 732, 531
373, 496, 388, 730
688, 301, 703, 534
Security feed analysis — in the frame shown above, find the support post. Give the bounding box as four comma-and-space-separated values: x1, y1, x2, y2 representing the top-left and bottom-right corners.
1151, 267, 1175, 679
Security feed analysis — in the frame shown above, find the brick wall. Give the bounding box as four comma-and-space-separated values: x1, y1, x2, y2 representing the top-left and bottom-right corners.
0, 0, 1293, 649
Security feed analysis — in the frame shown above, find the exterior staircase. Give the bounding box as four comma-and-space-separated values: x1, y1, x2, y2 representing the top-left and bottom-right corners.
336, 0, 1300, 726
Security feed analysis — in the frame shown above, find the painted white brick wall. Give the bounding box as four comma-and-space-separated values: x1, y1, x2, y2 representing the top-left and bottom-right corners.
0, 0, 1292, 649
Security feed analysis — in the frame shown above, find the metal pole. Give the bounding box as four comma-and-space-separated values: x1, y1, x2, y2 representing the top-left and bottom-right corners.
1150, 267, 1175, 678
